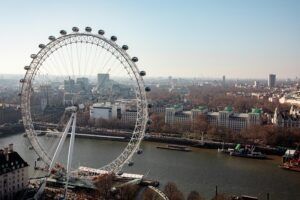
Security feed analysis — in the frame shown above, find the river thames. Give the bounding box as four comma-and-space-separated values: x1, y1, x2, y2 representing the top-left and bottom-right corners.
1, 133, 300, 200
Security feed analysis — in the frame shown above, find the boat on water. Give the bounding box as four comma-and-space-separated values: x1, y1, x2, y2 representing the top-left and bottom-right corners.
229, 144, 267, 159
230, 195, 258, 200
230, 151, 267, 159
218, 142, 234, 154
218, 148, 234, 154
280, 162, 300, 172
279, 148, 300, 172
282, 149, 298, 162
156, 144, 192, 152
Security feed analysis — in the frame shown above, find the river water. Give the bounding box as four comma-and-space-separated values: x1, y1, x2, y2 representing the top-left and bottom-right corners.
0, 133, 299, 200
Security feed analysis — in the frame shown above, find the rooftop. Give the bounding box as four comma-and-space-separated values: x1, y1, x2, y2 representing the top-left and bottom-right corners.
192, 106, 208, 111
251, 108, 262, 114
224, 106, 233, 112
0, 144, 29, 175
78, 166, 143, 179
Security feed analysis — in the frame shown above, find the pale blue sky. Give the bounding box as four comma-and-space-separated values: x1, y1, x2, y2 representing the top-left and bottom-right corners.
0, 0, 299, 79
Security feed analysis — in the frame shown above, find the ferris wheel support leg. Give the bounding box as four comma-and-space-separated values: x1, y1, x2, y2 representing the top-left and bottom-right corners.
34, 113, 74, 200
64, 112, 77, 199
50, 113, 74, 169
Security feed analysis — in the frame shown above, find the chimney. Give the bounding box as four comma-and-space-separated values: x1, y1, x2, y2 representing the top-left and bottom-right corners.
4, 147, 9, 161
8, 143, 13, 152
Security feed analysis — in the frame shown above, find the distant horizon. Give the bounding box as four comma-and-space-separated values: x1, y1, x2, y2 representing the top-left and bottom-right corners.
0, 73, 298, 81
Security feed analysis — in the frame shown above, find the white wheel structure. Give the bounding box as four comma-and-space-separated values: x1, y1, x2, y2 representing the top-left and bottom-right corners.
20, 27, 149, 184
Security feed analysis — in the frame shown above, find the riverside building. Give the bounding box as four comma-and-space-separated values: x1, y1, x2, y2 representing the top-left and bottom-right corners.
279, 91, 300, 106
0, 104, 21, 124
0, 144, 29, 200
272, 106, 300, 128
89, 100, 137, 124
165, 105, 262, 132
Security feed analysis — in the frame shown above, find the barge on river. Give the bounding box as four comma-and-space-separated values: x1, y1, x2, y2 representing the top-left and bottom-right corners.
279, 149, 300, 172
156, 144, 192, 152
227, 144, 267, 159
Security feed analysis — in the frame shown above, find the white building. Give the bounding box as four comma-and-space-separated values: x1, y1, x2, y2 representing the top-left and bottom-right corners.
0, 144, 29, 200
90, 102, 113, 120
165, 105, 262, 132
90, 100, 136, 124
272, 106, 300, 128
253, 81, 260, 88
165, 105, 191, 125
279, 91, 300, 106
120, 110, 137, 124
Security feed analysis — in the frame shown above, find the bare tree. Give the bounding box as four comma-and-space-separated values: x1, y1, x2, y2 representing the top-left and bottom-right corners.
193, 115, 209, 139
143, 188, 161, 200
211, 193, 231, 200
93, 173, 115, 199
187, 191, 205, 200
163, 182, 184, 200
150, 113, 165, 132
119, 185, 139, 200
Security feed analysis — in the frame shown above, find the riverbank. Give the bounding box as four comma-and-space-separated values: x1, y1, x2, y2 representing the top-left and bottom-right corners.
0, 120, 287, 156
43, 130, 286, 155
144, 134, 286, 156
0, 123, 24, 136
22, 128, 287, 156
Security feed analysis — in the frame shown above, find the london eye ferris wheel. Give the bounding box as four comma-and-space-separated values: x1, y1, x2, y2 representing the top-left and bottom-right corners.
19, 27, 150, 188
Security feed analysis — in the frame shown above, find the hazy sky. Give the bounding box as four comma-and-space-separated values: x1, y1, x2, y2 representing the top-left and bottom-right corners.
0, 0, 299, 79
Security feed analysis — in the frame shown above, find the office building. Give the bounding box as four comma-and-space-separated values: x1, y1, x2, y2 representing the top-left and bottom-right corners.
279, 91, 300, 106
64, 77, 75, 93
222, 75, 226, 86
272, 106, 300, 128
97, 73, 110, 87
268, 74, 276, 88
165, 105, 262, 132
76, 77, 89, 91
89, 100, 136, 123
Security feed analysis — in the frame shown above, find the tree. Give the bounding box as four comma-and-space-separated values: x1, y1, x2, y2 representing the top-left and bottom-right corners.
193, 115, 209, 139
119, 185, 139, 200
163, 182, 184, 200
211, 194, 231, 200
143, 188, 161, 200
187, 190, 205, 200
93, 173, 115, 199
150, 113, 165, 132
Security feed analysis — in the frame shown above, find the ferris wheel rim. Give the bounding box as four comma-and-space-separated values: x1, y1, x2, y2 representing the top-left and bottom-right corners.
20, 29, 148, 173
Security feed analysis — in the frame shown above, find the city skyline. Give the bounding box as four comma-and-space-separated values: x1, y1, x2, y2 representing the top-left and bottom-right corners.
0, 0, 299, 79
